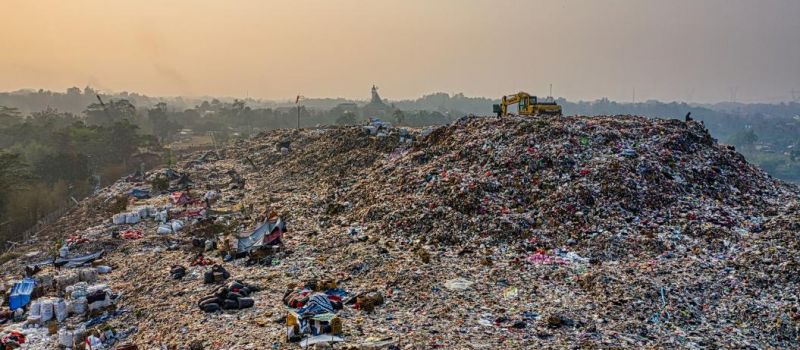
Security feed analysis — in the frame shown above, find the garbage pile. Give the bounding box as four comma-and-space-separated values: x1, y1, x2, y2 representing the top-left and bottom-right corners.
343, 116, 796, 259
0, 115, 797, 349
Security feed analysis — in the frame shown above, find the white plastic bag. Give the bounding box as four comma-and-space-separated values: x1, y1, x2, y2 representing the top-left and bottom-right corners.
112, 213, 127, 225
58, 329, 74, 347
71, 298, 87, 315
171, 220, 184, 232
30, 301, 41, 317
137, 207, 149, 219
40, 300, 54, 321
87, 335, 103, 350
55, 298, 67, 322
125, 211, 141, 224
155, 210, 168, 223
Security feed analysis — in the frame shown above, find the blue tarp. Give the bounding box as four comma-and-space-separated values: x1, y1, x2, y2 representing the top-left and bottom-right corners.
130, 188, 151, 199
237, 218, 286, 252
9, 278, 35, 310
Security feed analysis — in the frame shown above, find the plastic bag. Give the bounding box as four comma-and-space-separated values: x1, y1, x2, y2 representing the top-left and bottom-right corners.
40, 300, 54, 321
55, 298, 67, 322
125, 212, 141, 224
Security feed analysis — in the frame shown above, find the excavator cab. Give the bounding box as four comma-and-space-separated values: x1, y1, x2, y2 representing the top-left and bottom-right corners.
492, 103, 503, 115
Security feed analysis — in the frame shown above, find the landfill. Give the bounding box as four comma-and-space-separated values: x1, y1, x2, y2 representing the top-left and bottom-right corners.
1, 115, 798, 349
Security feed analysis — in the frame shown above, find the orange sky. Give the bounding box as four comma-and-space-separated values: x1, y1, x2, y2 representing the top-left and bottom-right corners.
2, 0, 799, 102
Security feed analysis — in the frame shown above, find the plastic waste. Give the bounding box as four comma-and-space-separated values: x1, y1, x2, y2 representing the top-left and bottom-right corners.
58, 329, 74, 347
112, 213, 127, 225
9, 278, 36, 310
55, 298, 67, 322
125, 212, 141, 224
30, 301, 41, 317
444, 278, 474, 291
171, 220, 184, 232
71, 298, 88, 315
40, 300, 54, 321
59, 245, 69, 258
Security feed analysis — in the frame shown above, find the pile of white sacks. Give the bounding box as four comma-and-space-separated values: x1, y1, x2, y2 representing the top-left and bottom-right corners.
110, 204, 185, 234
26, 275, 117, 327
111, 205, 168, 225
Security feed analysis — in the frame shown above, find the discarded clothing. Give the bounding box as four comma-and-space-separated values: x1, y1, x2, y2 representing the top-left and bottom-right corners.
297, 293, 335, 317
121, 230, 143, 240
237, 217, 287, 253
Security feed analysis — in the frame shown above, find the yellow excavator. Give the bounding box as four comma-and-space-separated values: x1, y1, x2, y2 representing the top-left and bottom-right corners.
493, 92, 562, 117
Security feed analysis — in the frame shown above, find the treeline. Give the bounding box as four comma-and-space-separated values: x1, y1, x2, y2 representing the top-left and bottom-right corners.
131, 98, 456, 140
0, 103, 160, 243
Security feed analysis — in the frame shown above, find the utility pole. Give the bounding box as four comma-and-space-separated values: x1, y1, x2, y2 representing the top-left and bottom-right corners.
208, 131, 218, 152
295, 94, 304, 129
729, 86, 739, 104
791, 89, 798, 103
632, 87, 636, 104
549, 84, 553, 98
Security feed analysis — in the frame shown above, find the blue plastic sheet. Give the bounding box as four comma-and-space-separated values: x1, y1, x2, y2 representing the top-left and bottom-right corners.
9, 278, 35, 310
130, 188, 151, 199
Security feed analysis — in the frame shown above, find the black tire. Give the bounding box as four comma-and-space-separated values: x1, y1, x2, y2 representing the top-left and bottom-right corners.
222, 299, 238, 310
203, 271, 214, 284
198, 295, 219, 307
201, 303, 220, 312
238, 298, 254, 309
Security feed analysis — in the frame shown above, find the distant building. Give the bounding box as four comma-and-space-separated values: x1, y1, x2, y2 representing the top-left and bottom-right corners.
362, 85, 392, 119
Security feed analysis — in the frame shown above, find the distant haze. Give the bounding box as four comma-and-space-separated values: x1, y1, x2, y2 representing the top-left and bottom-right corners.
2, 0, 799, 103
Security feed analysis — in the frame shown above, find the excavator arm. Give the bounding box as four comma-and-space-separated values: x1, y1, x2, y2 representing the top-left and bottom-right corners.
493, 92, 528, 117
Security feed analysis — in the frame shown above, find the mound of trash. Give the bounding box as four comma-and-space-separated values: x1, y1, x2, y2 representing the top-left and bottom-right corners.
341, 116, 795, 259
0, 115, 797, 349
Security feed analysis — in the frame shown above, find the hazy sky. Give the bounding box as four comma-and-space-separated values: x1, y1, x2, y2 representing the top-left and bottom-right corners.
2, 0, 799, 103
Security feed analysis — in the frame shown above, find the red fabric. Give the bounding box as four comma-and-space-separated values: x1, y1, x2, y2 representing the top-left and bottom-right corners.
68, 234, 88, 245
264, 227, 283, 246
1, 331, 26, 345
121, 230, 143, 240
174, 208, 204, 218
171, 192, 194, 205
191, 255, 214, 266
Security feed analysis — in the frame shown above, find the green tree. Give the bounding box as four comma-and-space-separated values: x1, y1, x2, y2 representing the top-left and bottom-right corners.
84, 98, 136, 126
392, 109, 406, 125
755, 154, 787, 175
0, 106, 22, 126
148, 102, 180, 142
336, 111, 358, 125
727, 129, 758, 148
0, 151, 34, 222
108, 120, 142, 165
